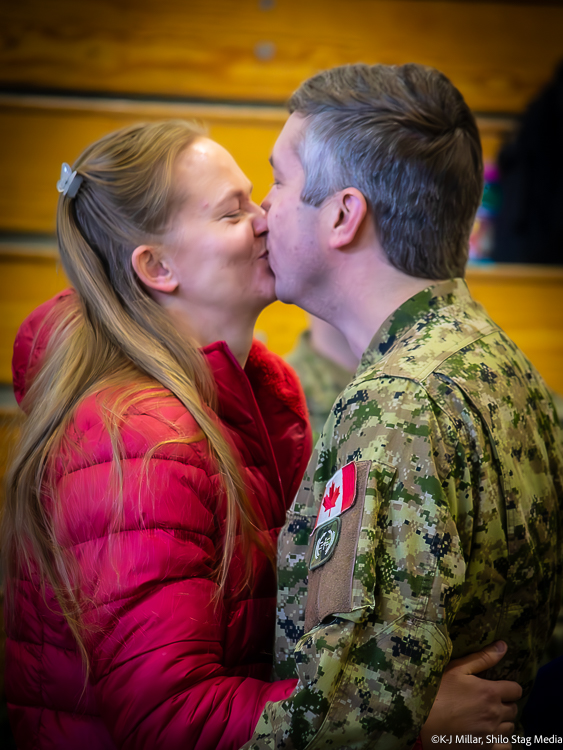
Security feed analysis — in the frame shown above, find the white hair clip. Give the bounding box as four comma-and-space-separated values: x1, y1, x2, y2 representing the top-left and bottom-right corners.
57, 162, 83, 198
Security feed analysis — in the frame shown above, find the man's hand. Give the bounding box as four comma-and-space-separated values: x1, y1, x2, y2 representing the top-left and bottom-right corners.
420, 641, 522, 750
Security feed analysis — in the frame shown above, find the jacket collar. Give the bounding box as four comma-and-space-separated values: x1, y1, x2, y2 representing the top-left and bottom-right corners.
202, 339, 311, 508
201, 338, 307, 423
357, 278, 470, 377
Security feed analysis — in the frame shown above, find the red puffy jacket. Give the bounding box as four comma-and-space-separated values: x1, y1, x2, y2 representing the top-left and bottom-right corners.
5, 291, 310, 749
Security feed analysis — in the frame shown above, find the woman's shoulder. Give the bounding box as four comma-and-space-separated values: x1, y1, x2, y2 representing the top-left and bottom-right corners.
13, 289, 76, 407
51, 384, 220, 561
60, 384, 210, 474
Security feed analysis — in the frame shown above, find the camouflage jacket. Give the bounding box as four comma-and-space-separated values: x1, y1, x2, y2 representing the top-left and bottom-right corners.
244, 279, 563, 749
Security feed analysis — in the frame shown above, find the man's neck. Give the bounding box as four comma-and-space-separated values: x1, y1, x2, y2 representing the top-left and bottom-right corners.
311, 250, 440, 361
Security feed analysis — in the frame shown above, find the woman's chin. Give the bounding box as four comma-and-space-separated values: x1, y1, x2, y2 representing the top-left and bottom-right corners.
254, 278, 278, 309
252, 290, 277, 316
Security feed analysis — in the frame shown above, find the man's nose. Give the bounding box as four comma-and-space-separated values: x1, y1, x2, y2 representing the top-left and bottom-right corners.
253, 203, 268, 235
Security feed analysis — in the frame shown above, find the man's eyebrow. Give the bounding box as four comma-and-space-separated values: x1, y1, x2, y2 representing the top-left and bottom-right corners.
268, 155, 275, 169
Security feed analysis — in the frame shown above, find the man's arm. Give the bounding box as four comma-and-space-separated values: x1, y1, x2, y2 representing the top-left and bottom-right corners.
243, 377, 469, 749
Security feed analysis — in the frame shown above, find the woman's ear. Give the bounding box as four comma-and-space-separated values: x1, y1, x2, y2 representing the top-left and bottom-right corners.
328, 188, 368, 250
131, 245, 178, 294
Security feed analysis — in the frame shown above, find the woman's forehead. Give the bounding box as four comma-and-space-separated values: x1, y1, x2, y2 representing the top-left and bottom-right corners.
176, 138, 252, 208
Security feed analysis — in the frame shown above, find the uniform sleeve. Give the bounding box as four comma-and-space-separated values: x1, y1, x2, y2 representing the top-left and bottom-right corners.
243, 377, 469, 749
57, 442, 295, 750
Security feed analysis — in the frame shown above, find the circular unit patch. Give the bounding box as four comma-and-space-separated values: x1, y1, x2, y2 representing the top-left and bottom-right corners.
309, 517, 341, 570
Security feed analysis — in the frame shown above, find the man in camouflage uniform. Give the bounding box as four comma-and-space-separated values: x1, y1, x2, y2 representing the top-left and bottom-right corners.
245, 64, 563, 748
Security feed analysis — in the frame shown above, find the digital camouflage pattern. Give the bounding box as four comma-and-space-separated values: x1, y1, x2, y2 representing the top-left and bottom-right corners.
243, 279, 563, 750
286, 330, 354, 444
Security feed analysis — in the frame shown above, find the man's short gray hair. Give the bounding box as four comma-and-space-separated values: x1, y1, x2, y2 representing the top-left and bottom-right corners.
288, 63, 483, 279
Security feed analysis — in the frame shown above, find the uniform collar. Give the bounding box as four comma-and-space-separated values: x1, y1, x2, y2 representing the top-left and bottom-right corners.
357, 278, 470, 377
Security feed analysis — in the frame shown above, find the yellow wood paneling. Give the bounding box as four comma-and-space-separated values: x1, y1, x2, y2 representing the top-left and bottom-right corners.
479, 118, 514, 163
0, 98, 511, 234
1, 0, 562, 112
255, 301, 308, 357
0, 252, 69, 382
465, 264, 563, 394
0, 246, 308, 383
260, 266, 563, 395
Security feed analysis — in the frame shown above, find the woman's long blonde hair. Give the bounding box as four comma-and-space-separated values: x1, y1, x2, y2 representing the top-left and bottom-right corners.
1, 121, 269, 668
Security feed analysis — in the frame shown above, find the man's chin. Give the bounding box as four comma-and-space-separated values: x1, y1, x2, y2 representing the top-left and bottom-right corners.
258, 289, 278, 310
273, 280, 295, 306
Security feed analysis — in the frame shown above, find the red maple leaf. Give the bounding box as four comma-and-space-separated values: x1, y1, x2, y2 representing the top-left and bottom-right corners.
322, 483, 340, 515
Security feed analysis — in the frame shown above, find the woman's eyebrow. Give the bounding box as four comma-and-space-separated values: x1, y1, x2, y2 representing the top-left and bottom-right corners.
216, 185, 253, 207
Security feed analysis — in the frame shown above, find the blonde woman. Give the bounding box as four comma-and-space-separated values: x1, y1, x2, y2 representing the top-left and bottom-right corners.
2, 122, 520, 750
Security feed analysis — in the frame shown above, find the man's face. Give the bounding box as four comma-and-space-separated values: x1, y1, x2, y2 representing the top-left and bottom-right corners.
262, 113, 325, 308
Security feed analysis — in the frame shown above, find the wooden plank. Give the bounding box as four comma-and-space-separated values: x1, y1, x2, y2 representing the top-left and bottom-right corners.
1, 0, 563, 112
0, 96, 513, 234
0, 252, 69, 383
465, 264, 563, 394
256, 301, 309, 358
0, 243, 307, 382
478, 116, 516, 162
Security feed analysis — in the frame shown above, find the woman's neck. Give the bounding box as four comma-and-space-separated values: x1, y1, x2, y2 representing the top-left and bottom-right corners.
166, 300, 258, 368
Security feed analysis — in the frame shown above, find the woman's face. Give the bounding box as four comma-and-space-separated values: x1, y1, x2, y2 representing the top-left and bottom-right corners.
162, 137, 275, 319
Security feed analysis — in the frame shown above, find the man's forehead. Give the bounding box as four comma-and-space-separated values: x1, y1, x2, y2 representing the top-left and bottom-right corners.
271, 113, 306, 170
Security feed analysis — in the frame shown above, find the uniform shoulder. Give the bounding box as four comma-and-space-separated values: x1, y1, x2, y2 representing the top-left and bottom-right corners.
325, 370, 442, 445
377, 307, 498, 384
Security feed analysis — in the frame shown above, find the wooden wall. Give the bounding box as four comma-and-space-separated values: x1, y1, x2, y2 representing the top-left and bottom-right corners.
0, 95, 513, 235
0, 98, 285, 234
2, 0, 563, 111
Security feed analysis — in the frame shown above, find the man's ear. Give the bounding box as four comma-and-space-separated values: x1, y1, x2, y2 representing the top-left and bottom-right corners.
328, 188, 368, 249
131, 245, 178, 294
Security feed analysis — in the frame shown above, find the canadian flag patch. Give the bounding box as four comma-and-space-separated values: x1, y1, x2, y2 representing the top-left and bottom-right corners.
314, 462, 357, 530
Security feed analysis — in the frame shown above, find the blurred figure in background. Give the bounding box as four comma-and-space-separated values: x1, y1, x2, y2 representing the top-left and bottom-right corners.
493, 61, 563, 265
286, 314, 357, 442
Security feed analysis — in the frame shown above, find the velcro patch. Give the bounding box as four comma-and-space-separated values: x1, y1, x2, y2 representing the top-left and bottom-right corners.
313, 461, 357, 530
305, 460, 371, 632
